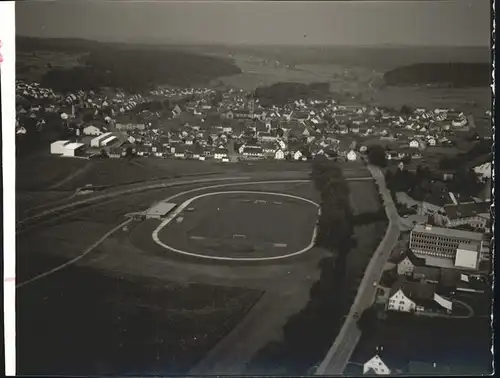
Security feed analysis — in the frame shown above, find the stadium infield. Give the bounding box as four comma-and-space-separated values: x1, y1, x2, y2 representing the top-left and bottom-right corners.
156, 191, 319, 259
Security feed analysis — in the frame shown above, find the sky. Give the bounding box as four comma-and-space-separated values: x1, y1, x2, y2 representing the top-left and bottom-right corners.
16, 0, 490, 47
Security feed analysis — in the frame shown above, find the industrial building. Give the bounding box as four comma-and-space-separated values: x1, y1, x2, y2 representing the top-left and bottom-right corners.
50, 140, 86, 157
409, 224, 485, 270
101, 135, 117, 147
90, 132, 113, 147
50, 140, 70, 155
144, 202, 177, 219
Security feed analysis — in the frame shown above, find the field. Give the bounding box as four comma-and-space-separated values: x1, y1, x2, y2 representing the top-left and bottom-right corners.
16, 50, 87, 82
17, 253, 262, 376
347, 180, 381, 215
157, 191, 318, 259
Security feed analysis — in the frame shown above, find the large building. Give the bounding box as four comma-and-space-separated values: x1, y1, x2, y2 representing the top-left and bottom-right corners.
409, 224, 486, 270
50, 140, 86, 157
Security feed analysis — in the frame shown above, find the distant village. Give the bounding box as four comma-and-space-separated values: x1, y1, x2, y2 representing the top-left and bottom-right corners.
15, 80, 484, 165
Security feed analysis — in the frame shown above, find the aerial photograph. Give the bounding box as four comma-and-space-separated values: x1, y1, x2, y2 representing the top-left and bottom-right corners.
14, 0, 492, 376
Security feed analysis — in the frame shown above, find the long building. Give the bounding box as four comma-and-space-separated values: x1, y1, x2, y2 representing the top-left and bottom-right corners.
409, 224, 486, 270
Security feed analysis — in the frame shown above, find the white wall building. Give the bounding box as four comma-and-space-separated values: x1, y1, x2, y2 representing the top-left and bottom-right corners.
363, 355, 391, 375
61, 142, 85, 157
83, 125, 102, 136
90, 132, 113, 147
50, 140, 70, 155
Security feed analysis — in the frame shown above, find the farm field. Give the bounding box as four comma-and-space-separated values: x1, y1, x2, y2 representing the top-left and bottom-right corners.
16, 154, 90, 191
347, 180, 381, 215
17, 253, 262, 376
16, 50, 87, 82
157, 192, 318, 259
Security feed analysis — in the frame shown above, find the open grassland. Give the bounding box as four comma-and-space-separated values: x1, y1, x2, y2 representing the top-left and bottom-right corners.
17, 254, 262, 376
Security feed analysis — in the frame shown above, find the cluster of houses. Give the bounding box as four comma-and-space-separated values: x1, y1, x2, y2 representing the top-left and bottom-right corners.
16, 79, 477, 166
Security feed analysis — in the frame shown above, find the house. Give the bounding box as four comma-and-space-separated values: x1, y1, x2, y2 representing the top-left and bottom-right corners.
363, 355, 391, 375
412, 266, 441, 284
293, 150, 303, 161
443, 202, 491, 230
387, 280, 437, 313
242, 146, 264, 160
83, 125, 102, 136
427, 137, 437, 146
172, 104, 182, 117
346, 150, 357, 161
274, 149, 285, 160
385, 151, 399, 161
396, 251, 426, 275
214, 147, 229, 160
184, 136, 194, 145
409, 139, 420, 148
261, 142, 277, 157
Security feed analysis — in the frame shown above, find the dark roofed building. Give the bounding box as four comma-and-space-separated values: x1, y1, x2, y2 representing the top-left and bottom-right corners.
412, 266, 441, 284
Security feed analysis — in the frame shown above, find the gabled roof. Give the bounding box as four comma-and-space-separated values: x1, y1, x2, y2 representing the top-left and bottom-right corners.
444, 202, 490, 220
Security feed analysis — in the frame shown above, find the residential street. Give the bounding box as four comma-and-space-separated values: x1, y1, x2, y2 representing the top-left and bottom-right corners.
316, 165, 401, 375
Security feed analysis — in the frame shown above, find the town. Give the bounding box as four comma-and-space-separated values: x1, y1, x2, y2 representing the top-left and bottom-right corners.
16, 79, 488, 166
15, 75, 492, 376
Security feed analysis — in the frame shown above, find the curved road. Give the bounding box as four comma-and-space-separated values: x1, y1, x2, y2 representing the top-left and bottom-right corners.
316, 165, 401, 375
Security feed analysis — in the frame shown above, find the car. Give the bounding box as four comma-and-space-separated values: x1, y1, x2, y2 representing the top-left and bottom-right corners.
373, 281, 378, 287
403, 214, 409, 218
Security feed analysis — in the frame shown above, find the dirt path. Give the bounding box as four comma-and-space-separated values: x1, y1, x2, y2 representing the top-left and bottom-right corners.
189, 281, 316, 375
48, 162, 92, 190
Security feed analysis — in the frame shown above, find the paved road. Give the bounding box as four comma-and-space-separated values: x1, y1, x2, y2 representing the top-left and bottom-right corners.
316, 165, 401, 375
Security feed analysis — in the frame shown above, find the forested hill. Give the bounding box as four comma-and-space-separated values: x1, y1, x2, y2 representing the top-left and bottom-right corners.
16, 36, 242, 92
383, 63, 490, 88
254, 82, 331, 107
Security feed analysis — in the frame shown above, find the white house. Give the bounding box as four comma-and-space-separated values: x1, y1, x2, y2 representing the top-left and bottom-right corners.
346, 150, 357, 161
473, 162, 492, 180
387, 285, 418, 313
293, 150, 303, 161
363, 355, 391, 375
397, 256, 417, 276
409, 139, 420, 148
83, 125, 102, 136
274, 149, 285, 160
427, 138, 436, 146
214, 148, 229, 160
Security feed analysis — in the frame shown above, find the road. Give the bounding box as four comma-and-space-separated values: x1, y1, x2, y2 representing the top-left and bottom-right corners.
315, 165, 401, 375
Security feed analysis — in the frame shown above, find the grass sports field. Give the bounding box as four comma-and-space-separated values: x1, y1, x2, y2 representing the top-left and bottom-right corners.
156, 191, 318, 259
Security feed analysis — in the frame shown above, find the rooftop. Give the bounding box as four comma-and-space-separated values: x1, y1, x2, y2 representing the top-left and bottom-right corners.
444, 202, 491, 220
64, 142, 85, 150
412, 224, 485, 241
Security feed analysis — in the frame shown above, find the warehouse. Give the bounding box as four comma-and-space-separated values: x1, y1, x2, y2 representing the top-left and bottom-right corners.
90, 132, 112, 147
101, 135, 117, 147
61, 142, 86, 157
145, 202, 177, 219
50, 140, 70, 155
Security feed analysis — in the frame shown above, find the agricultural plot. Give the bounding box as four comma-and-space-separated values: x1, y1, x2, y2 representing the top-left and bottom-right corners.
17, 257, 262, 376
347, 180, 382, 215
157, 192, 318, 259
16, 154, 90, 191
